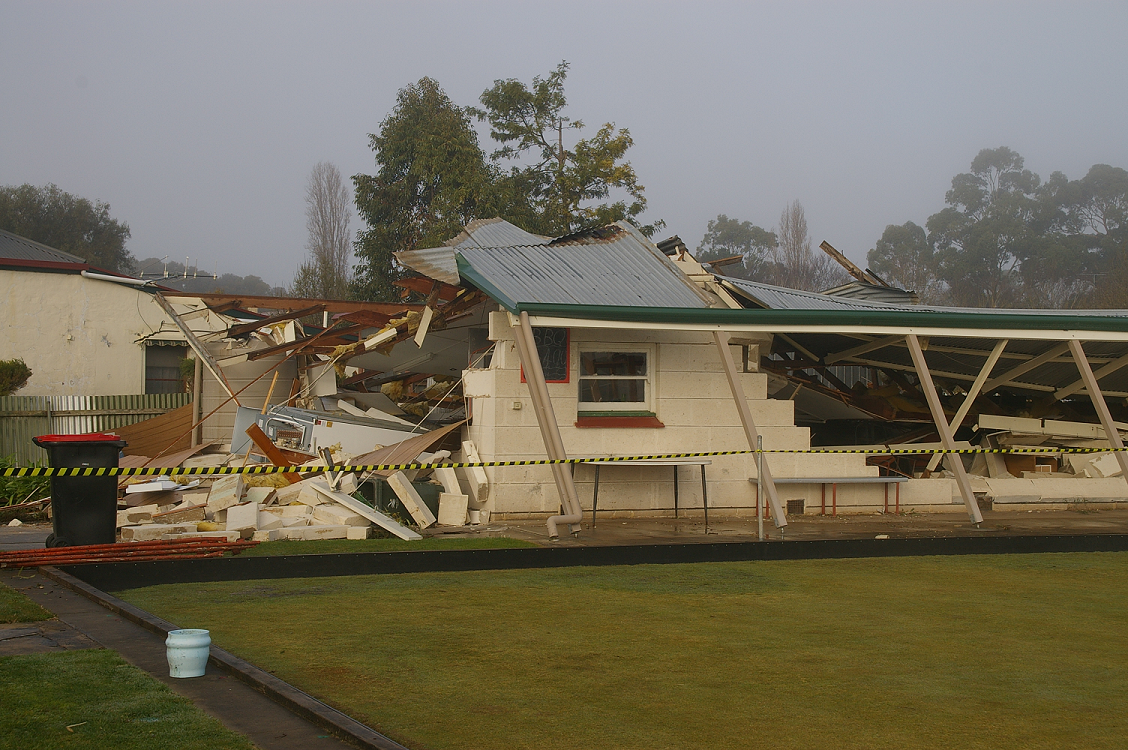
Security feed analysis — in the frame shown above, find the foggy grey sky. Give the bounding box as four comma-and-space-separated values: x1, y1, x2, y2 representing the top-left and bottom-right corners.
3, 1, 1127, 289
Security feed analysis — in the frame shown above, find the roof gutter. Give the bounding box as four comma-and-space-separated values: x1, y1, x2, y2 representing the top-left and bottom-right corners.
515, 303, 1128, 342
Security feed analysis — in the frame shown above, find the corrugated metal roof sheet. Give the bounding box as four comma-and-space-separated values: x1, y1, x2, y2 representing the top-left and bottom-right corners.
394, 247, 460, 286
444, 217, 550, 249
823, 280, 920, 305
0, 229, 86, 264
456, 222, 710, 310
398, 219, 551, 285
721, 277, 903, 311
721, 275, 1128, 319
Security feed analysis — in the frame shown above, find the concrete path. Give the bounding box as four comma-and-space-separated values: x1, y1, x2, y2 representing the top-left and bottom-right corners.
0, 617, 98, 656
0, 522, 51, 552
2, 567, 360, 750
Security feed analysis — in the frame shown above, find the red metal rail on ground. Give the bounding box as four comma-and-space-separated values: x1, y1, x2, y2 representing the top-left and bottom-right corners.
0, 538, 259, 567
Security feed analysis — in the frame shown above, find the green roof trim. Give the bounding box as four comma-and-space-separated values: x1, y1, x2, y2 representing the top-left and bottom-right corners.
514, 303, 1128, 333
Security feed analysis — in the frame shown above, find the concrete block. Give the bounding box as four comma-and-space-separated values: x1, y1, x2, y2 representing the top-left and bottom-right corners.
124, 490, 177, 508
251, 529, 282, 542
1089, 452, 1122, 478
225, 502, 260, 532
207, 475, 245, 513
336, 473, 358, 495
313, 505, 369, 527
277, 527, 307, 540
281, 516, 309, 527
121, 523, 198, 541
257, 512, 284, 530
459, 441, 490, 508
387, 471, 436, 528
245, 487, 277, 506
162, 530, 241, 542
296, 478, 330, 506
175, 488, 211, 507
434, 467, 462, 495
346, 526, 369, 540
437, 492, 469, 526
279, 504, 313, 518
116, 504, 159, 527
152, 503, 207, 524
302, 524, 349, 540
273, 482, 305, 505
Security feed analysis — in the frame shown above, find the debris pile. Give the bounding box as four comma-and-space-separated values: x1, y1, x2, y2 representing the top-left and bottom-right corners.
960, 415, 1128, 508
113, 433, 493, 544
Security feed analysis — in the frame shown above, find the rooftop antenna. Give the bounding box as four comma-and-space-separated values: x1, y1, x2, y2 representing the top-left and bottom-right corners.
138, 256, 167, 278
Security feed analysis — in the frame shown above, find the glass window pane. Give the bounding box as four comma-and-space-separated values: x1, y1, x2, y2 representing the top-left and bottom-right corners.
579, 352, 647, 377
578, 379, 646, 403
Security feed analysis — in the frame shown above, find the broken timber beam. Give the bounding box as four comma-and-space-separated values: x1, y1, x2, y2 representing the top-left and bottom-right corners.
226, 304, 325, 338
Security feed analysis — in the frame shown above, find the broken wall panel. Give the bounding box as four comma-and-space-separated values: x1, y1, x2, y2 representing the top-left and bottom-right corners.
198, 343, 298, 447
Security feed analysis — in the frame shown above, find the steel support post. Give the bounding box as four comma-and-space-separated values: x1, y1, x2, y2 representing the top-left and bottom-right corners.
1068, 339, 1128, 482
713, 330, 787, 529
906, 334, 984, 525
512, 312, 583, 539
925, 339, 1008, 472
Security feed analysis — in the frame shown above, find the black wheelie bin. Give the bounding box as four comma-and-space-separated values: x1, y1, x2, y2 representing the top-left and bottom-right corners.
32, 433, 127, 548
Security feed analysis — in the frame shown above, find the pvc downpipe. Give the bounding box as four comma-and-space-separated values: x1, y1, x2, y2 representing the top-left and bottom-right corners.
80, 270, 153, 287
514, 313, 583, 539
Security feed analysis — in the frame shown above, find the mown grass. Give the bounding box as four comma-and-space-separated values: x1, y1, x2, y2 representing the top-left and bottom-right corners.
121, 552, 1128, 750
0, 580, 52, 623
237, 535, 536, 556
0, 649, 255, 750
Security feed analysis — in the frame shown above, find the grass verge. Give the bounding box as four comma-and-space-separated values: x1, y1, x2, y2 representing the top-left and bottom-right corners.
237, 535, 536, 557
0, 649, 255, 750
121, 552, 1128, 750
0, 580, 52, 623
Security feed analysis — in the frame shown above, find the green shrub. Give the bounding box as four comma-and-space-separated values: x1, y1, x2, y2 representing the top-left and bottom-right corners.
0, 455, 50, 507
0, 358, 32, 396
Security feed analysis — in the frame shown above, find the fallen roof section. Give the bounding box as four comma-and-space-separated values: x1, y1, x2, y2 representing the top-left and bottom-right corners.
453, 222, 712, 311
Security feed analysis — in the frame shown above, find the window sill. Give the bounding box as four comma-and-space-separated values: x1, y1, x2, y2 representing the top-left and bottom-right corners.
575, 412, 664, 428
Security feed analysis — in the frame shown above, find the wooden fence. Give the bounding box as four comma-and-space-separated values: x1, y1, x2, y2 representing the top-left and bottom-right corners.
0, 394, 192, 465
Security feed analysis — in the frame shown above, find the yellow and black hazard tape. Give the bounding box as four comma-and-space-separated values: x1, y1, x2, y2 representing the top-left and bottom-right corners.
2, 446, 1128, 478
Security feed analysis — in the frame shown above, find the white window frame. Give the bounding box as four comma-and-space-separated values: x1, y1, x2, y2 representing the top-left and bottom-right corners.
576, 345, 654, 414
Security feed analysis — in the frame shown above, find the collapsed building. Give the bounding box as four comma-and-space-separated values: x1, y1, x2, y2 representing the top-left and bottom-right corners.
6, 220, 1128, 543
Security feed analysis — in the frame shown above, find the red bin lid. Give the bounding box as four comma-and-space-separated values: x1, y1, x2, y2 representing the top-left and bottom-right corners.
33, 433, 124, 443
